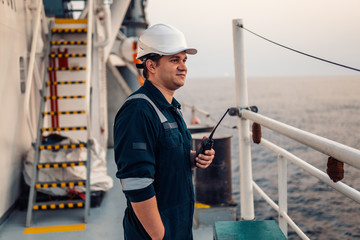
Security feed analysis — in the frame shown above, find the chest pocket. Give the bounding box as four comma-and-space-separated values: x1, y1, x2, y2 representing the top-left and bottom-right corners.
125, 93, 184, 149
160, 122, 183, 149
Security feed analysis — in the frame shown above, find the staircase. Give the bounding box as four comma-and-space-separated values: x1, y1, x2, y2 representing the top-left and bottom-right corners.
26, 18, 92, 227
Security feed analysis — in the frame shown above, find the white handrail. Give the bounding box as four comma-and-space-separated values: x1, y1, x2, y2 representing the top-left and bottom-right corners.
85, 0, 94, 140
242, 109, 360, 169
252, 181, 310, 240
24, 0, 44, 142
250, 133, 360, 239
258, 135, 360, 203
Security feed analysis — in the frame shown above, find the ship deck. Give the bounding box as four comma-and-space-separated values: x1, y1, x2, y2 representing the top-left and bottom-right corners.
0, 148, 213, 240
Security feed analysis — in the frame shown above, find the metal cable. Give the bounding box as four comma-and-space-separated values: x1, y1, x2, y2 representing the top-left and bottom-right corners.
240, 25, 360, 73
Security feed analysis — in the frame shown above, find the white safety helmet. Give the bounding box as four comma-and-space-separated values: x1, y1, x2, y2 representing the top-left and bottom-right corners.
136, 23, 197, 60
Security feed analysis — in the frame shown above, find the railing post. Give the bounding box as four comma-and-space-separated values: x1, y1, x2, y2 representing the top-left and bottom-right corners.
278, 154, 288, 237
84, 0, 94, 223
191, 105, 195, 121
232, 19, 254, 220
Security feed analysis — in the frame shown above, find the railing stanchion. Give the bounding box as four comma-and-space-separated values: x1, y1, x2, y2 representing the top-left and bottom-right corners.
232, 18, 254, 220
278, 154, 288, 237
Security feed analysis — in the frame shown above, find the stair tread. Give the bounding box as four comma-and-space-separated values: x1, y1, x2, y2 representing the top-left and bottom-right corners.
35, 180, 86, 189
51, 40, 87, 45
49, 53, 86, 58
42, 110, 86, 115
51, 28, 88, 33
54, 18, 88, 24
38, 143, 87, 151
41, 126, 87, 132
47, 66, 86, 71
46, 80, 86, 85
44, 95, 85, 100
37, 160, 87, 167
34, 199, 85, 204
33, 200, 85, 210
36, 179, 86, 184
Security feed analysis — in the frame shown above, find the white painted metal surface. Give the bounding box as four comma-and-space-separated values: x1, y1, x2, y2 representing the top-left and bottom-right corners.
242, 109, 360, 169
85, 0, 94, 141
104, 0, 132, 60
0, 0, 32, 220
259, 136, 360, 203
94, 3, 111, 48
278, 154, 288, 237
232, 19, 254, 220
24, 0, 45, 142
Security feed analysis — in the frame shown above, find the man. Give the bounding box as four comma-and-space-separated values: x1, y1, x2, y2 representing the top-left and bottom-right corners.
113, 23, 215, 239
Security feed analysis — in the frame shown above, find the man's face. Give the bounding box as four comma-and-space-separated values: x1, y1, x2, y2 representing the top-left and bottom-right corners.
154, 51, 188, 91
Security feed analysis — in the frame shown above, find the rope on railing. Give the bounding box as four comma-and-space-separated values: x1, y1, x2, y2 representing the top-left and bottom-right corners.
239, 25, 360, 73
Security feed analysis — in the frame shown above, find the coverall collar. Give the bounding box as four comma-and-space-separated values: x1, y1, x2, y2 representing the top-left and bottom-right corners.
143, 80, 181, 110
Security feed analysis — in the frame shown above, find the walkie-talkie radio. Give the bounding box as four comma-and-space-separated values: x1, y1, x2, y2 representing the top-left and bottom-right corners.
196, 108, 229, 157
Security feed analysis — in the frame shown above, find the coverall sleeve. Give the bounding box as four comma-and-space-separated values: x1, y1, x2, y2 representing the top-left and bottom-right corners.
113, 100, 159, 202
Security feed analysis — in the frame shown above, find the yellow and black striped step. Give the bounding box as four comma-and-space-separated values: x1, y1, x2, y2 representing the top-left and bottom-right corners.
44, 95, 85, 100
39, 143, 87, 151
51, 40, 87, 46
43, 110, 85, 116
41, 126, 87, 132
37, 161, 86, 169
35, 180, 86, 189
33, 200, 85, 210
54, 18, 88, 25
48, 67, 86, 71
49, 53, 86, 58
46, 80, 86, 85
52, 28, 87, 33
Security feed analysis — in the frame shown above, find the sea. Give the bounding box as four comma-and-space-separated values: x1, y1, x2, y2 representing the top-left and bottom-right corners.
175, 76, 360, 240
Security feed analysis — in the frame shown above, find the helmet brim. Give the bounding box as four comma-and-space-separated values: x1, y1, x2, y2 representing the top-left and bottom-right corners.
137, 47, 198, 60
184, 48, 197, 55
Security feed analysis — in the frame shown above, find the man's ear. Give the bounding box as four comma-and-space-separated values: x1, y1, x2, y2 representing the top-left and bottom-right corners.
146, 60, 157, 74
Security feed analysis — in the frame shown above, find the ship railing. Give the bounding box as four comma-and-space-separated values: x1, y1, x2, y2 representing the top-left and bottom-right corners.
181, 103, 236, 129
181, 103, 211, 122
85, 0, 94, 141
232, 19, 360, 240
182, 101, 360, 239
24, 0, 48, 142
242, 110, 360, 240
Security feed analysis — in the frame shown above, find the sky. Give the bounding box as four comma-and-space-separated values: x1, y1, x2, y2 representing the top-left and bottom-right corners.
145, 0, 360, 78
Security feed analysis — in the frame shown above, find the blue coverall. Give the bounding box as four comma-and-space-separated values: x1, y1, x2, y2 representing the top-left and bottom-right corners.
114, 80, 194, 239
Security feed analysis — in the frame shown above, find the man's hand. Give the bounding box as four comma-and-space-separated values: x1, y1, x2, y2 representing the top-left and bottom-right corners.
131, 196, 165, 240
191, 136, 215, 168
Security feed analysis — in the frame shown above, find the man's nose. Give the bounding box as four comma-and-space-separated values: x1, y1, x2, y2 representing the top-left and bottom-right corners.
178, 61, 187, 71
